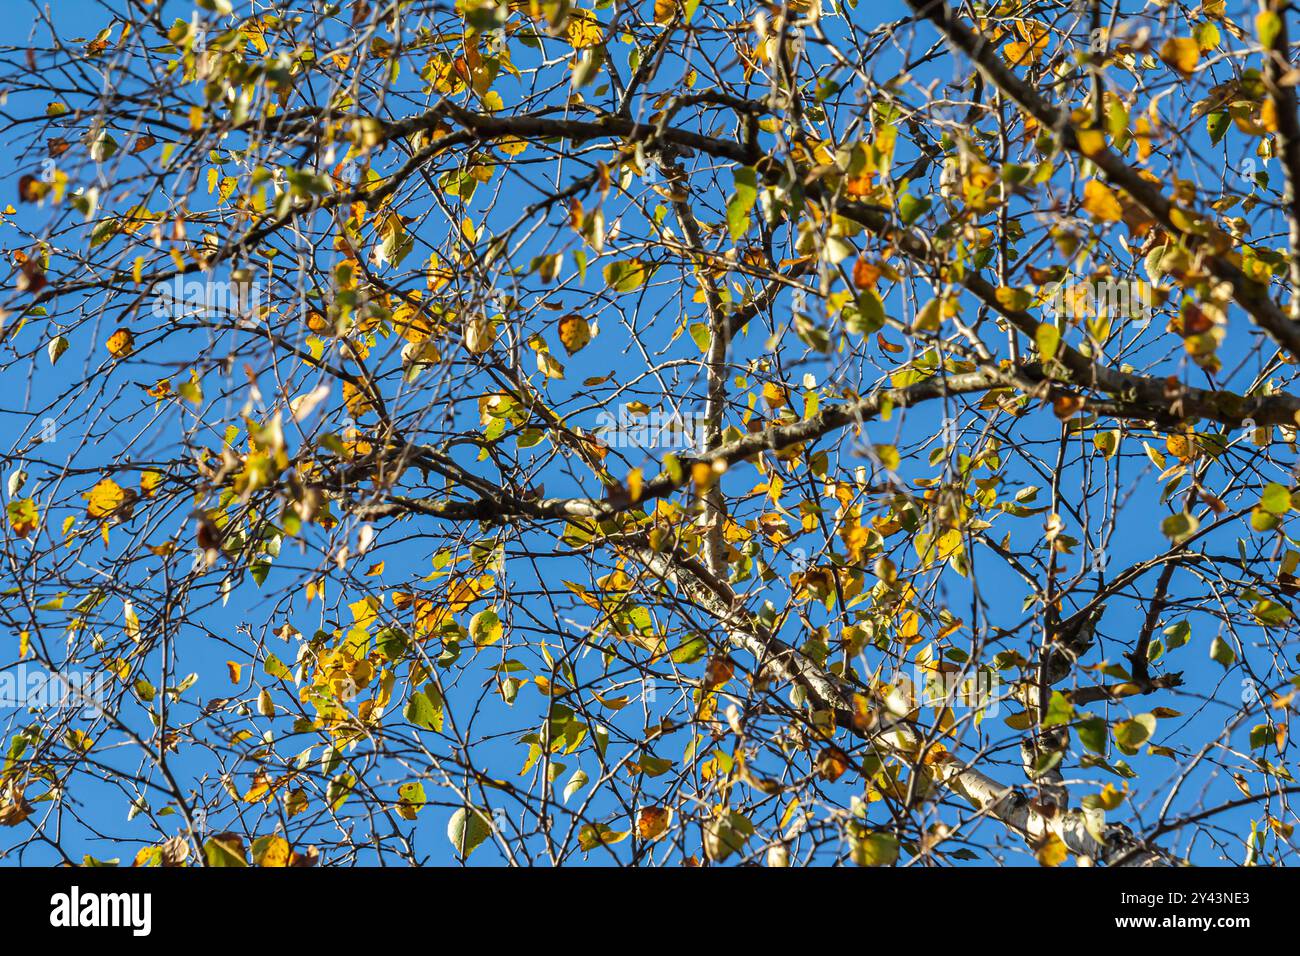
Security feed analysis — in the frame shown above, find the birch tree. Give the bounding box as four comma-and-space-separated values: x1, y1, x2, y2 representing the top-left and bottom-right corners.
0, 0, 1298, 866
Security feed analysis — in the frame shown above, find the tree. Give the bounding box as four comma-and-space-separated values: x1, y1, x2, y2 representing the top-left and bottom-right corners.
0, 0, 1297, 867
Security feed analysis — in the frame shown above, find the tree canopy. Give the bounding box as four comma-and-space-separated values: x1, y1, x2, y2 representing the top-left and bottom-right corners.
1, 0, 1299, 867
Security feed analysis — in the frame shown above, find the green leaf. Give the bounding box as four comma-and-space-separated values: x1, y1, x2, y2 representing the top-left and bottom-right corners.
636, 754, 674, 777
703, 811, 752, 861
898, 193, 931, 224
603, 259, 650, 293
263, 653, 292, 680
397, 781, 426, 818
843, 289, 885, 335
563, 769, 588, 802
377, 626, 409, 662
850, 828, 899, 867
688, 321, 711, 354
1209, 635, 1236, 668
1035, 323, 1060, 362
670, 635, 707, 664
1207, 111, 1230, 144
1042, 690, 1074, 727
470, 608, 503, 647
404, 685, 444, 731
1093, 429, 1119, 458
726, 166, 758, 241
1161, 511, 1199, 543
327, 771, 355, 810
1253, 599, 1293, 626
1113, 714, 1157, 755
1077, 716, 1108, 754
1260, 482, 1292, 515
447, 806, 494, 858
203, 834, 248, 867
1164, 619, 1191, 650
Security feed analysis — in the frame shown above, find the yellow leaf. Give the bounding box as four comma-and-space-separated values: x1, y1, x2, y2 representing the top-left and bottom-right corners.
106, 327, 136, 358
1165, 433, 1198, 463
995, 286, 1033, 311
178, 369, 203, 405
1096, 783, 1125, 811
567, 11, 603, 49
1262, 96, 1279, 133
637, 806, 670, 839
342, 381, 374, 418
1082, 180, 1123, 222
84, 478, 126, 520
1035, 323, 1061, 361
1159, 37, 1199, 77
243, 771, 272, 804
537, 349, 565, 380
762, 381, 788, 409
6, 498, 38, 538
1075, 127, 1106, 157
256, 835, 291, 867
557, 314, 592, 354
464, 314, 496, 354
1035, 832, 1069, 866
496, 136, 527, 157
1004, 21, 1049, 66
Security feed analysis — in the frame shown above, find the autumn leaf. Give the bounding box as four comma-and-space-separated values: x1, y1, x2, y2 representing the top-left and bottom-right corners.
106, 327, 136, 358
815, 746, 850, 782
566, 10, 603, 49
6, 498, 38, 538
1034, 833, 1069, 866
397, 782, 426, 820
1081, 180, 1123, 222
84, 478, 126, 520
253, 835, 291, 867
470, 607, 503, 647
637, 806, 670, 840
558, 314, 592, 354
203, 834, 248, 867
1159, 37, 1199, 77
464, 314, 496, 354
653, 0, 679, 24
603, 258, 650, 293
1004, 21, 1049, 66
536, 349, 565, 380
